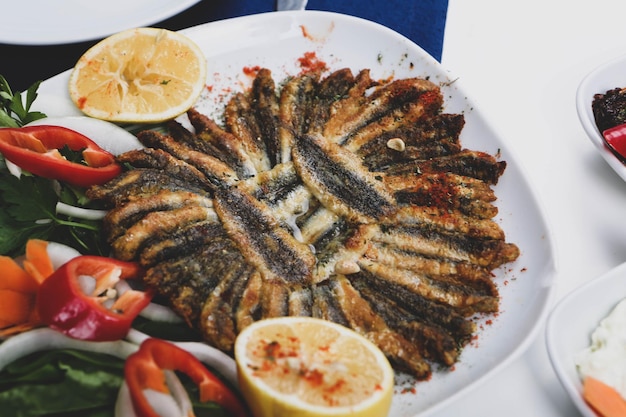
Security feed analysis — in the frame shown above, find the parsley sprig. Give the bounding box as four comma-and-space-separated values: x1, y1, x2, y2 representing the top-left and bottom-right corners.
0, 75, 47, 127
0, 159, 108, 257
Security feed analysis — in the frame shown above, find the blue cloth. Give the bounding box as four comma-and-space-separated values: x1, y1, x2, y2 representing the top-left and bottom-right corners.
306, 0, 449, 62
178, 0, 448, 61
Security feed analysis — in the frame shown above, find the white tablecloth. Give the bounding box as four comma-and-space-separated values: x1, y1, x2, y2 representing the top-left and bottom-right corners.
438, 0, 626, 415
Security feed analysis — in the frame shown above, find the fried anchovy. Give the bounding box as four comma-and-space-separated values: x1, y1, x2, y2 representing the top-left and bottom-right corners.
306, 68, 361, 135
387, 172, 499, 219
347, 273, 468, 366
214, 185, 317, 285
292, 133, 396, 223
358, 113, 465, 171
138, 219, 222, 267
278, 71, 320, 162
143, 235, 243, 328
385, 150, 507, 185
110, 205, 218, 261
323, 77, 439, 145
366, 240, 496, 284
201, 263, 257, 352
104, 190, 213, 242
223, 69, 281, 168
327, 275, 432, 378
86, 168, 210, 207
360, 260, 499, 315
223, 92, 273, 173
181, 109, 259, 178
136, 130, 238, 188
343, 93, 444, 154
373, 221, 519, 269
116, 148, 215, 191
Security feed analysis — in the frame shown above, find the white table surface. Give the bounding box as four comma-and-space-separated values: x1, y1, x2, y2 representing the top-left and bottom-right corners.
437, 0, 626, 415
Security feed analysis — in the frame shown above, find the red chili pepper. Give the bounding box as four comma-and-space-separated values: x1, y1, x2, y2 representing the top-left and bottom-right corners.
36, 256, 153, 341
0, 125, 121, 187
125, 338, 249, 417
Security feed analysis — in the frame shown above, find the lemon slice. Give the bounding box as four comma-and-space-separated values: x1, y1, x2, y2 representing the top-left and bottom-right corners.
234, 317, 394, 417
68, 27, 207, 123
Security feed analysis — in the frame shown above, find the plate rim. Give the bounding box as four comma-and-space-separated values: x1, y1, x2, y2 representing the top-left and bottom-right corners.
0, 0, 202, 45
545, 261, 626, 417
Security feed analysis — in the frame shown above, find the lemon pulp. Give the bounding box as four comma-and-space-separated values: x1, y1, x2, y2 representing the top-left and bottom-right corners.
234, 317, 394, 417
68, 27, 207, 123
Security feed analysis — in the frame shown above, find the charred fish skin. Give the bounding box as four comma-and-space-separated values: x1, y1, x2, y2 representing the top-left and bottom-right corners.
358, 113, 465, 172
323, 76, 440, 145
201, 263, 257, 352
183, 109, 259, 179
92, 67, 520, 381
292, 132, 396, 223
103, 190, 213, 243
328, 275, 432, 378
86, 168, 211, 207
347, 272, 468, 366
213, 185, 317, 286
278, 71, 320, 162
136, 130, 238, 188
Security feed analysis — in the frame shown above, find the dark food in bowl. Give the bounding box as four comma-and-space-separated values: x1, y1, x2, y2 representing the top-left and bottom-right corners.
592, 87, 626, 132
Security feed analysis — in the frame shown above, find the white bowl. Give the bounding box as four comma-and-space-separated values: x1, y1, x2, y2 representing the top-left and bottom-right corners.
546, 262, 626, 417
576, 53, 626, 182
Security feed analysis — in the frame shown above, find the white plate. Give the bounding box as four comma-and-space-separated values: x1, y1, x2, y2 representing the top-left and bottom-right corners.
33, 11, 557, 417
546, 262, 626, 417
1, 0, 201, 45
576, 53, 626, 182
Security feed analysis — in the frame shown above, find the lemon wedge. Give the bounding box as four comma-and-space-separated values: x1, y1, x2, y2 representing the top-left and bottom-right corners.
68, 27, 207, 123
234, 317, 394, 417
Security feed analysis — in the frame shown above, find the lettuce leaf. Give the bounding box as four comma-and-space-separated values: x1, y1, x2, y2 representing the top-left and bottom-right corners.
0, 347, 232, 417
0, 349, 124, 417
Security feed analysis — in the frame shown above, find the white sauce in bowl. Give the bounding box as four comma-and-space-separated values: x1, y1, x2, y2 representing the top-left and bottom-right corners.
576, 298, 626, 400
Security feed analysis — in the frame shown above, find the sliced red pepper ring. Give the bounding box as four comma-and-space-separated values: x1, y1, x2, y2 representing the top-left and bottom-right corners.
36, 255, 153, 341
125, 338, 249, 417
0, 125, 121, 187
603, 123, 626, 162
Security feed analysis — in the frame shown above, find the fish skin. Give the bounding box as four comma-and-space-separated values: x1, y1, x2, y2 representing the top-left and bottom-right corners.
292, 132, 396, 223
214, 185, 317, 285
104, 190, 213, 242
85, 168, 210, 207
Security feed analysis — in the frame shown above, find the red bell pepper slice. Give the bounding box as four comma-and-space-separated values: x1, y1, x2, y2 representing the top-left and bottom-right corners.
36, 255, 153, 341
603, 123, 626, 163
0, 125, 121, 187
125, 338, 249, 417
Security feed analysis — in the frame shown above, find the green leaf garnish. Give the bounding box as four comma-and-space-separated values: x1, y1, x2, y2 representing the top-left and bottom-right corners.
0, 75, 47, 127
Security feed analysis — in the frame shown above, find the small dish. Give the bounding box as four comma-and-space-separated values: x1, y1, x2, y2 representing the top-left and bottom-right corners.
576, 53, 626, 182
546, 262, 626, 417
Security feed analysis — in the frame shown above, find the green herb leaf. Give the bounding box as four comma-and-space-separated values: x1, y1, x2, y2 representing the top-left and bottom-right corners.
0, 349, 232, 417
0, 168, 107, 257
0, 75, 47, 127
58, 145, 87, 165
0, 349, 125, 417
1, 173, 57, 223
